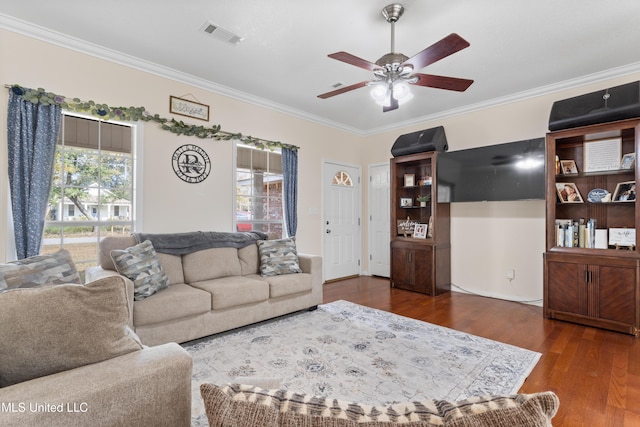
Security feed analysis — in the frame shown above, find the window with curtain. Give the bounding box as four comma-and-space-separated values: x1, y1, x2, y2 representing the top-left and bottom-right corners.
236, 144, 284, 238
42, 114, 136, 275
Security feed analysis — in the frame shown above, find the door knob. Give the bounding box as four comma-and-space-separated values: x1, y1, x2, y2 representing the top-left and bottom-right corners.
326, 229, 331, 234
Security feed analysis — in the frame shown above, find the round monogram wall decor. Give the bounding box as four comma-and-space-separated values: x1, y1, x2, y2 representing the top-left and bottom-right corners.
171, 144, 211, 183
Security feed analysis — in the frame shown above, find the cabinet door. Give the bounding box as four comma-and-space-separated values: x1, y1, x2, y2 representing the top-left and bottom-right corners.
413, 246, 434, 293
546, 260, 587, 316
598, 264, 636, 325
391, 246, 412, 287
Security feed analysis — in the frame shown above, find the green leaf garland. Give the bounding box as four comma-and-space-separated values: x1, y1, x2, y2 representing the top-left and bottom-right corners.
9, 85, 298, 151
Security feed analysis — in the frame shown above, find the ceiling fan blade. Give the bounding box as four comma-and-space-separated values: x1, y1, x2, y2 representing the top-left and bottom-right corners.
383, 86, 399, 112
411, 73, 474, 92
402, 33, 470, 71
317, 81, 369, 99
328, 52, 380, 71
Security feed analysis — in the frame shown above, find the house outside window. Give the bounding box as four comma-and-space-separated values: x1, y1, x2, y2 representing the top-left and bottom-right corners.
42, 114, 135, 276
236, 144, 284, 239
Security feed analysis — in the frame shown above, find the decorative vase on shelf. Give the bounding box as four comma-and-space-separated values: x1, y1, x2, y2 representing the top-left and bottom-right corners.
416, 195, 430, 207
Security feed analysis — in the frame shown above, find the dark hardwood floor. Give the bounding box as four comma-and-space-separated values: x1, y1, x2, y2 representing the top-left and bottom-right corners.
323, 276, 640, 427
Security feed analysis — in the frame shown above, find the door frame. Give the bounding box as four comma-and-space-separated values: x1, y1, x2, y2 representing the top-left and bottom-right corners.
367, 162, 390, 278
322, 160, 362, 281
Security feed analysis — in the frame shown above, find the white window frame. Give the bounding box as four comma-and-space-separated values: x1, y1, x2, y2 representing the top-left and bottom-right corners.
234, 142, 285, 238
41, 111, 143, 266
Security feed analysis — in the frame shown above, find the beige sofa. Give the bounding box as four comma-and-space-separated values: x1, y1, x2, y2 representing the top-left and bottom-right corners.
0, 273, 192, 427
0, 343, 192, 427
86, 234, 323, 346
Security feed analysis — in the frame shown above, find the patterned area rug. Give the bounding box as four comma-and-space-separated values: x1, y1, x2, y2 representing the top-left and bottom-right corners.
183, 300, 541, 426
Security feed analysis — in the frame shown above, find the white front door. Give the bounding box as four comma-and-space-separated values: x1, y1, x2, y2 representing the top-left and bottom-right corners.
368, 163, 390, 277
323, 161, 361, 281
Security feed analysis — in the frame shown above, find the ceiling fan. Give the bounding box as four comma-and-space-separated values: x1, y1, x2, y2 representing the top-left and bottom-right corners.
318, 3, 473, 112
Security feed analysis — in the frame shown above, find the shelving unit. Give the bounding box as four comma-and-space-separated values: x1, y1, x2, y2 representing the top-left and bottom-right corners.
544, 118, 640, 336
390, 151, 450, 295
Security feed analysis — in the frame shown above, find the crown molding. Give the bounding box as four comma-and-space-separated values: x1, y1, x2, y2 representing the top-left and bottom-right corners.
3, 13, 640, 138
0, 14, 365, 134
363, 62, 640, 136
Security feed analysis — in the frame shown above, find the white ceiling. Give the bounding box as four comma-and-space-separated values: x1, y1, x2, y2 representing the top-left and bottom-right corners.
2, 0, 640, 135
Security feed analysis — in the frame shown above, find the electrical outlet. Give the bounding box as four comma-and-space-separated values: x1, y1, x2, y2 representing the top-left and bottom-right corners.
507, 269, 515, 280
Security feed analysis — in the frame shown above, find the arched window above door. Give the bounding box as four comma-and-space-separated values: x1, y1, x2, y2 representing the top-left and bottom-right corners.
332, 170, 353, 187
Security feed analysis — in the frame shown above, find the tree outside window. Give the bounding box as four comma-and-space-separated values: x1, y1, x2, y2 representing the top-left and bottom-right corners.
43, 115, 135, 278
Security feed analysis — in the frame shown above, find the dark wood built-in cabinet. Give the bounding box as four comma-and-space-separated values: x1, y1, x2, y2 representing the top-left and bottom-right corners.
390, 152, 451, 295
544, 118, 640, 336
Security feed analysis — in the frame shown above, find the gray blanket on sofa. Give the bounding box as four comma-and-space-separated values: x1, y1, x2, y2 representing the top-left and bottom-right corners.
132, 231, 269, 255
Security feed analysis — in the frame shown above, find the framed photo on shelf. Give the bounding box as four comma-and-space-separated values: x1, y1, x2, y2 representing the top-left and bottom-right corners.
404, 174, 415, 187
621, 153, 636, 169
400, 197, 413, 207
612, 181, 636, 202
413, 224, 427, 239
556, 183, 583, 203
608, 228, 636, 247
560, 160, 578, 174
397, 218, 418, 236
583, 138, 621, 172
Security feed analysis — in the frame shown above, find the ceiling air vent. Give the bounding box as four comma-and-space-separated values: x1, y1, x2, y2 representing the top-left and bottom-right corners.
200, 21, 244, 45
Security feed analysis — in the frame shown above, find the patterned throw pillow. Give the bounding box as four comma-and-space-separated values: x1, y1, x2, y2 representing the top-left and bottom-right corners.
0, 249, 81, 293
256, 237, 302, 277
200, 383, 560, 427
110, 240, 169, 301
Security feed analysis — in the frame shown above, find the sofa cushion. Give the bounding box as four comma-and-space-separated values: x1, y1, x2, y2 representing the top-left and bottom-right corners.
133, 283, 212, 326
200, 383, 559, 427
111, 240, 170, 301
190, 276, 269, 310
0, 276, 143, 387
263, 272, 313, 298
182, 247, 242, 282
0, 249, 80, 292
156, 252, 185, 285
238, 244, 260, 275
256, 237, 302, 277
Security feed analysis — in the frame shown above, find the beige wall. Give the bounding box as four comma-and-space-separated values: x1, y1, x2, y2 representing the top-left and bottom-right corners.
0, 29, 363, 262
2, 28, 640, 303
361, 76, 640, 302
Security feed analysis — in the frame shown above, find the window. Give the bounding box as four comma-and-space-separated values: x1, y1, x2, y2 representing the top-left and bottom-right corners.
42, 114, 136, 276
332, 170, 353, 186
236, 144, 284, 238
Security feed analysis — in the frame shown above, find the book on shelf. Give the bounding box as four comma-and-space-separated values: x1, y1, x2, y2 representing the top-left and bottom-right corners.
555, 218, 597, 248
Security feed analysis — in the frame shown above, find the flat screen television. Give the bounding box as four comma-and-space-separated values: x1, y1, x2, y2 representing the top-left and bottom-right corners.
437, 138, 546, 202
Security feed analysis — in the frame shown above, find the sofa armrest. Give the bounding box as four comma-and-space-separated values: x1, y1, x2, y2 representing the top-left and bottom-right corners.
297, 253, 321, 276
298, 254, 323, 304
0, 343, 192, 427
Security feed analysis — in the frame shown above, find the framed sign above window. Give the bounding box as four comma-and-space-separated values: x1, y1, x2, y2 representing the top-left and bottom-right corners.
170, 96, 210, 121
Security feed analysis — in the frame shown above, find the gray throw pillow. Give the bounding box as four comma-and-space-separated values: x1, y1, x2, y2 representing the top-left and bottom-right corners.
111, 240, 169, 301
0, 276, 143, 387
256, 237, 302, 277
0, 249, 81, 293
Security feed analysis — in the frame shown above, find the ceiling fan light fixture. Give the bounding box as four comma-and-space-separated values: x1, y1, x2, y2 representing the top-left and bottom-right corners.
393, 81, 412, 100
370, 83, 388, 102
370, 81, 413, 107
